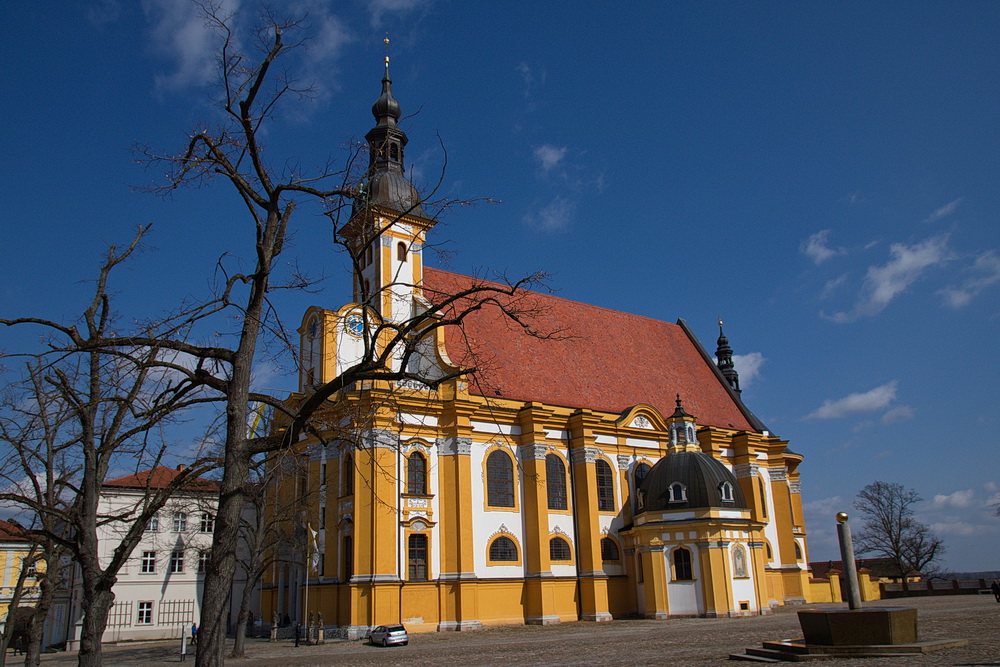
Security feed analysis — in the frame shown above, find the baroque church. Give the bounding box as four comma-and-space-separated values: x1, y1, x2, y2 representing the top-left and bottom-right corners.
263, 56, 812, 636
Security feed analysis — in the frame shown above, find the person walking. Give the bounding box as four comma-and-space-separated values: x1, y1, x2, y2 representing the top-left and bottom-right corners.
191, 622, 198, 645
991, 580, 1000, 603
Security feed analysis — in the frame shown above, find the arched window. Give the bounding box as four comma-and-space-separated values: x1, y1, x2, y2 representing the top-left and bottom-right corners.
488, 536, 518, 562
719, 481, 734, 502
342, 454, 354, 496
545, 454, 567, 510
669, 482, 687, 502
634, 462, 651, 512
687, 425, 695, 442
794, 542, 802, 561
408, 533, 427, 580
596, 459, 615, 511
600, 537, 620, 561
549, 537, 571, 562
397, 241, 407, 262
765, 541, 773, 559
389, 143, 400, 161
365, 245, 373, 266
486, 450, 515, 507
407, 452, 427, 495
732, 544, 748, 578
673, 547, 693, 581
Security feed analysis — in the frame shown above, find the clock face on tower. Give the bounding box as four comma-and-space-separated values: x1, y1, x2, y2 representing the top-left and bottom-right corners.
344, 313, 364, 338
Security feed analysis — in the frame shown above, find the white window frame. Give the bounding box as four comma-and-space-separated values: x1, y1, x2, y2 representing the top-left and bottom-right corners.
137, 601, 153, 625
199, 512, 214, 533
169, 550, 185, 574
173, 512, 187, 532
140, 551, 156, 574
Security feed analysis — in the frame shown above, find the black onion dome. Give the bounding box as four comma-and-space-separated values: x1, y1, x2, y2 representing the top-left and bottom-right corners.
639, 450, 747, 512
372, 73, 401, 124
365, 170, 425, 216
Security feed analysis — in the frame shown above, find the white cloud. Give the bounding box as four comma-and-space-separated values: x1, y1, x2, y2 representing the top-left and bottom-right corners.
880, 405, 914, 424
826, 236, 952, 322
805, 380, 898, 420
525, 196, 575, 232
930, 521, 977, 537
937, 250, 1000, 308
821, 274, 848, 300
933, 489, 975, 509
367, 0, 429, 26
534, 145, 568, 172
732, 352, 765, 387
801, 229, 843, 265
143, 0, 237, 92
925, 197, 963, 223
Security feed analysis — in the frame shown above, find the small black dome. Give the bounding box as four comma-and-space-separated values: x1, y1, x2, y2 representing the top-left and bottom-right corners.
372, 78, 401, 123
364, 170, 425, 216
639, 450, 747, 512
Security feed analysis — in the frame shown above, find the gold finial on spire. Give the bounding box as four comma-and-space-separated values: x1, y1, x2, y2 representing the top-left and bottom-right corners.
384, 34, 390, 68
718, 315, 723, 327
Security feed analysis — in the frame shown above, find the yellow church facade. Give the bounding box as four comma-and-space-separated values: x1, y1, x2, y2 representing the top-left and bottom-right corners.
261, 60, 812, 636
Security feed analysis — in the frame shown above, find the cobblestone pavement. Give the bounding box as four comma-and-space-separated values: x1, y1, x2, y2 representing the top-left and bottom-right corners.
36, 595, 1000, 666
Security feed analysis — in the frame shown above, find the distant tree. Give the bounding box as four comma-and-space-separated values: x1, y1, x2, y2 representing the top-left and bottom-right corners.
852, 481, 945, 580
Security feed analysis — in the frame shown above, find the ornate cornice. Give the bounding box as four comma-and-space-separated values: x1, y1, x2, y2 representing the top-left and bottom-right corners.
569, 446, 600, 465
519, 443, 548, 461
437, 436, 472, 456
767, 466, 788, 482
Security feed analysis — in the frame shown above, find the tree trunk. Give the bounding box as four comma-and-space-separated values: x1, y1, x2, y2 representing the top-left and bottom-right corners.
195, 451, 250, 667
228, 576, 256, 659
77, 582, 114, 667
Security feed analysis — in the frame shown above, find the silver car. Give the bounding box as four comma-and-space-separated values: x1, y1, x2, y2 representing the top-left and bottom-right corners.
369, 624, 408, 647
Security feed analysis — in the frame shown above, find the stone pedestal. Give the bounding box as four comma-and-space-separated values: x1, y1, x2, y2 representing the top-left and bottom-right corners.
317, 628, 325, 644
798, 607, 917, 646
269, 627, 277, 642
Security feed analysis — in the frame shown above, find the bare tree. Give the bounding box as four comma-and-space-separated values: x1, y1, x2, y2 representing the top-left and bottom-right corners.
227, 453, 314, 659
0, 241, 219, 667
853, 481, 946, 580
6, 6, 555, 666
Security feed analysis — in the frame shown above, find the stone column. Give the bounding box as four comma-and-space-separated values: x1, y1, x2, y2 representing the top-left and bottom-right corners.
435, 431, 481, 631
568, 409, 612, 622
520, 438, 557, 625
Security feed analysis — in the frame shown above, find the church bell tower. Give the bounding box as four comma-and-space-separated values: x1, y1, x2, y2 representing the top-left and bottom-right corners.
340, 40, 436, 324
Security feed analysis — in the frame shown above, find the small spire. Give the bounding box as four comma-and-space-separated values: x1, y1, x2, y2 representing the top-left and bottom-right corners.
671, 394, 692, 418
715, 317, 741, 395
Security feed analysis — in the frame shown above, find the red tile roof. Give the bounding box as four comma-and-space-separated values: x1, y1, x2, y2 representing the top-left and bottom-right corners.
423, 268, 756, 431
0, 519, 27, 542
103, 466, 219, 492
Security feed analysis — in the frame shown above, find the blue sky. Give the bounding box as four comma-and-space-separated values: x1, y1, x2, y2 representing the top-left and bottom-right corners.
2, 1, 998, 572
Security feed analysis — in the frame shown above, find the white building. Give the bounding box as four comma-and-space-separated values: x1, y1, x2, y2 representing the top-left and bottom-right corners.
66, 465, 256, 644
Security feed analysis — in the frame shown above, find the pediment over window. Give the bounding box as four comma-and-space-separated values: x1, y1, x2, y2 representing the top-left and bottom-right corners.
617, 404, 668, 432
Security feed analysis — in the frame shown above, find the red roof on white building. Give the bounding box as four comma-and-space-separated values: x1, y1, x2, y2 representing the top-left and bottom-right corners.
103, 466, 219, 492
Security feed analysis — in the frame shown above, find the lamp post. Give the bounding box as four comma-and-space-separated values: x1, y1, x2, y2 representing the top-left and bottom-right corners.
836, 512, 862, 610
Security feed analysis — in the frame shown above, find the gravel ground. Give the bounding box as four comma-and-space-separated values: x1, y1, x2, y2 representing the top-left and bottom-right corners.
35, 594, 1000, 666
